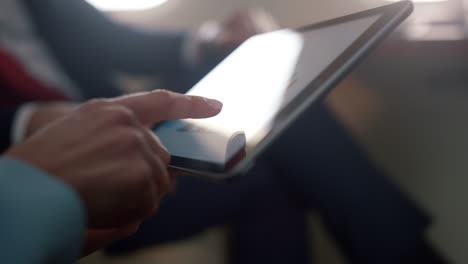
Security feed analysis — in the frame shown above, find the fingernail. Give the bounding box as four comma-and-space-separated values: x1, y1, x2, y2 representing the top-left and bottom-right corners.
205, 98, 223, 110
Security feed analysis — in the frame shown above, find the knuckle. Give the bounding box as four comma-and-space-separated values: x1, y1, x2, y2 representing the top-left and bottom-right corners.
160, 147, 171, 165
105, 106, 135, 125
131, 130, 146, 148
154, 89, 173, 100
153, 136, 171, 165
154, 161, 170, 190
120, 128, 146, 149
81, 99, 110, 111
154, 90, 175, 108
184, 96, 195, 112
125, 129, 144, 146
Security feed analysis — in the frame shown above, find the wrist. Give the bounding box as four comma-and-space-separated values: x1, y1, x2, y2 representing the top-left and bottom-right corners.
26, 103, 77, 139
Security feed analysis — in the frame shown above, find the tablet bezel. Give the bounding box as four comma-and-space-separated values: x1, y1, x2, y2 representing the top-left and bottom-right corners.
162, 1, 414, 180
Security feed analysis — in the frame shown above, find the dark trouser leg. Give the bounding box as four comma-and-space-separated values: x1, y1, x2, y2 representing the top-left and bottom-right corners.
266, 102, 445, 263
229, 167, 309, 264
107, 163, 309, 264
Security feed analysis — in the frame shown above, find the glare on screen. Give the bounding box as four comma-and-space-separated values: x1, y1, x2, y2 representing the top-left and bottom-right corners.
386, 0, 447, 3
184, 30, 305, 148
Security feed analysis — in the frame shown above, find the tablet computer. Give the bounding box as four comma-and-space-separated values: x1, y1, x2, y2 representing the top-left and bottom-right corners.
154, 1, 413, 180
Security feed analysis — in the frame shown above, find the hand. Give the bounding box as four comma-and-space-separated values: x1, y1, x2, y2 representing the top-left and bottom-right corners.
194, 8, 279, 61
6, 90, 223, 229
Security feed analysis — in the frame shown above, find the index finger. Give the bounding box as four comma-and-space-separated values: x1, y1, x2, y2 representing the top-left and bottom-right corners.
110, 90, 223, 126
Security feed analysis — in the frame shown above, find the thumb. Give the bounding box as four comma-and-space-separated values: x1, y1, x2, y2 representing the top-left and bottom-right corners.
110, 90, 223, 126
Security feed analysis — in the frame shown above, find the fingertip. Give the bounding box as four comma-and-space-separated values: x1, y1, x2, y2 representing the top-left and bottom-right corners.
205, 98, 223, 111
188, 96, 223, 119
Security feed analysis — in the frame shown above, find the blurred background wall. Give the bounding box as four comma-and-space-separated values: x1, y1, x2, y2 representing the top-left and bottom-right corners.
108, 0, 384, 29
82, 0, 468, 263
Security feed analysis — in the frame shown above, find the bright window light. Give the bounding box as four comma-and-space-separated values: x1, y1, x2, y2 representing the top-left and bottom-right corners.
386, 0, 448, 2
85, 0, 168, 11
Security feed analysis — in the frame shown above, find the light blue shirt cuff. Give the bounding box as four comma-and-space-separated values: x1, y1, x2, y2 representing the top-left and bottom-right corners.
0, 158, 85, 264
11, 103, 39, 144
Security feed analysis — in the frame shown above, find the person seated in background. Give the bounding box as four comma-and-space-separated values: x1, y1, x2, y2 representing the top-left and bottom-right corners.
0, 0, 446, 263
0, 90, 222, 263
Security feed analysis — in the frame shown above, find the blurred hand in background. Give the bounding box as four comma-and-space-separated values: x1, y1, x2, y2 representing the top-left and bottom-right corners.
187, 8, 279, 66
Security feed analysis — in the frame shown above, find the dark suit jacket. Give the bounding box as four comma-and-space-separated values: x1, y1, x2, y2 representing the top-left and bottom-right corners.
24, 0, 189, 99
0, 0, 216, 152
0, 107, 16, 152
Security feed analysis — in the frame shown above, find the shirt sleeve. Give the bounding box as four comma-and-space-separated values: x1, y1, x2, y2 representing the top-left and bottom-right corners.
11, 103, 39, 144
0, 158, 85, 264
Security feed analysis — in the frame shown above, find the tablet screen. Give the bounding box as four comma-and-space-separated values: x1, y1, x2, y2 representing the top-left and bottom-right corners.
155, 13, 383, 173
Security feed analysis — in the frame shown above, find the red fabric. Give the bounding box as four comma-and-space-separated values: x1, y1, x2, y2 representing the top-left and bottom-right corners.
0, 48, 67, 106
